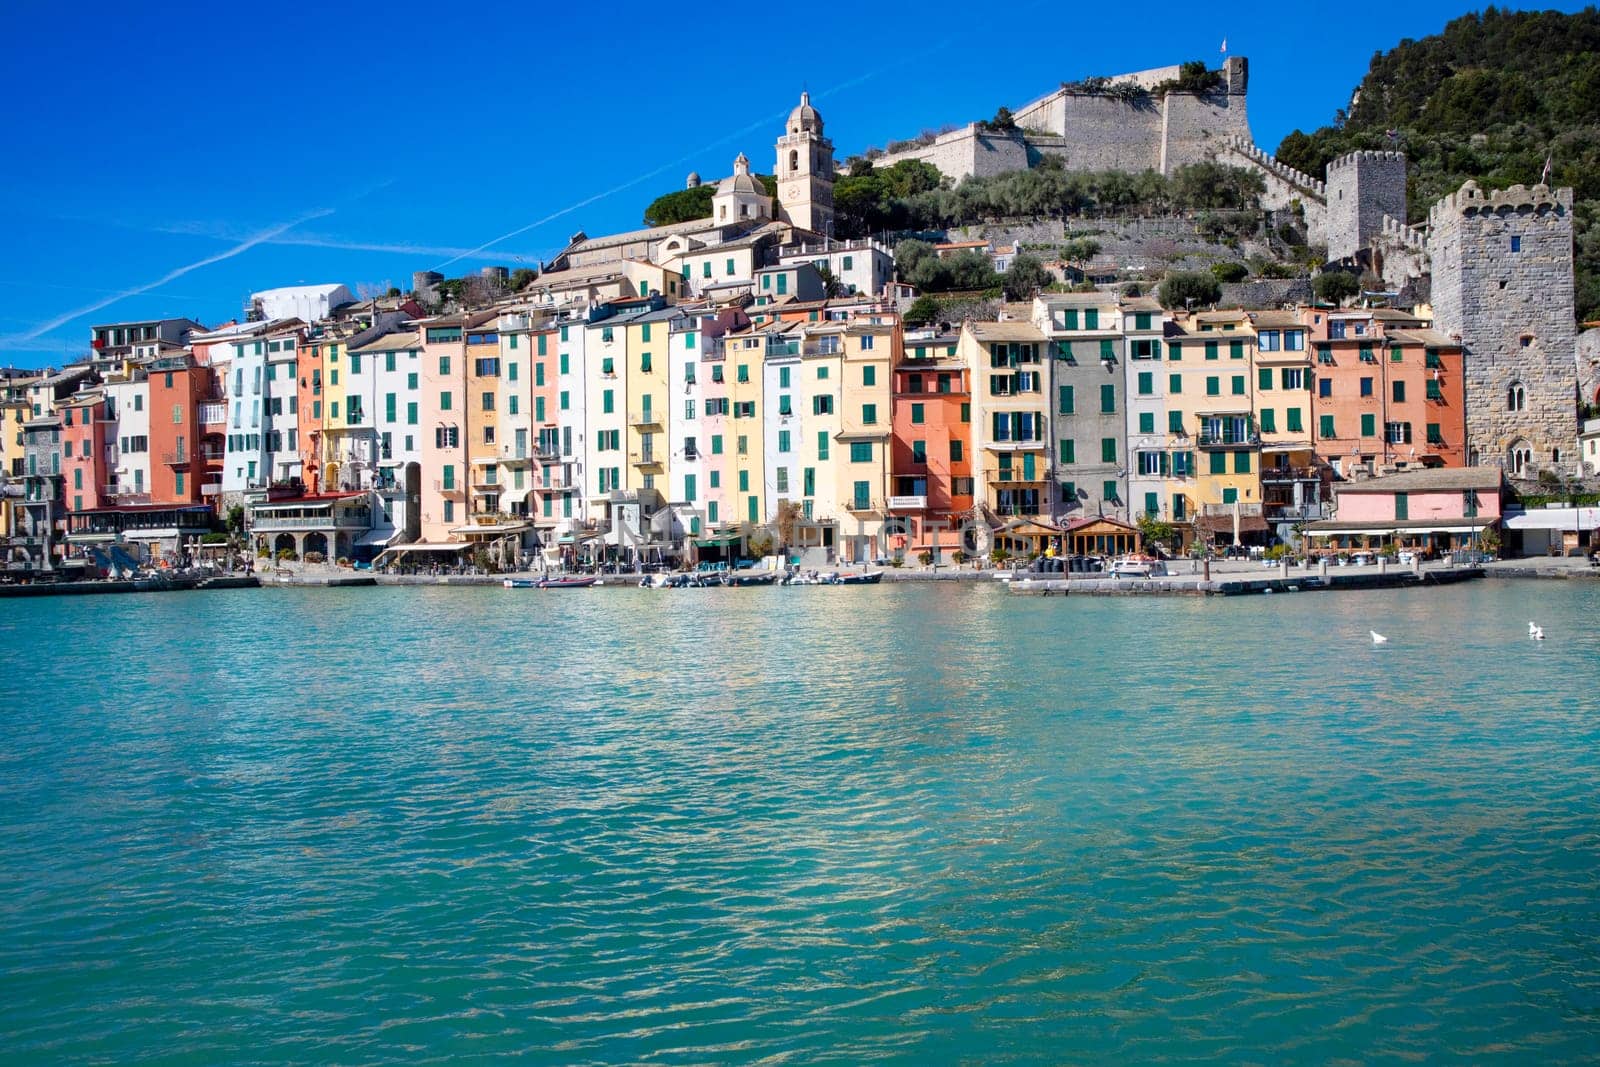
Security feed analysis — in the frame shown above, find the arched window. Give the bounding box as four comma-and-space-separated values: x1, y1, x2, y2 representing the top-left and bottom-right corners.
1507, 382, 1525, 411
789, 149, 799, 173
1508, 441, 1533, 476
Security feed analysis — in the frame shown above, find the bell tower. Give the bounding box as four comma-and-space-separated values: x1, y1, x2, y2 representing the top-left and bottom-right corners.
775, 91, 834, 236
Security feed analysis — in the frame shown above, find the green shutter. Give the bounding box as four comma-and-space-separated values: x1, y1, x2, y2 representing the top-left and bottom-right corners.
1058, 386, 1074, 414
1210, 451, 1227, 475
1320, 414, 1335, 438
1361, 413, 1376, 437
1258, 368, 1272, 391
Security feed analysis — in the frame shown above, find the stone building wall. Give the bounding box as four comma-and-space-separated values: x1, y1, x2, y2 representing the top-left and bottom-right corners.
1427, 181, 1578, 478
1325, 151, 1408, 262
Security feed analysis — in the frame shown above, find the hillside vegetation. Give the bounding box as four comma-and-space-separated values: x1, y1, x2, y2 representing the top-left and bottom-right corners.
1273, 6, 1600, 320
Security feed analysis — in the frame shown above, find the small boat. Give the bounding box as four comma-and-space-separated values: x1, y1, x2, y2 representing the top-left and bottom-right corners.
503, 578, 539, 588
722, 570, 778, 587
538, 575, 597, 588
832, 571, 883, 585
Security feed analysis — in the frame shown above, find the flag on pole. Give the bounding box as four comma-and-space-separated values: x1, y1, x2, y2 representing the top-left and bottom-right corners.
1541, 152, 1552, 186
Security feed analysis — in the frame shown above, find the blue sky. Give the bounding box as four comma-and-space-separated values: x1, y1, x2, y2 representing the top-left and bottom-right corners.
0, 1, 1586, 366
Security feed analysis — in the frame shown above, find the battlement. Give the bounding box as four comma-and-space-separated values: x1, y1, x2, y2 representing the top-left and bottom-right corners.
1428, 180, 1573, 225
1379, 213, 1426, 250
1222, 136, 1326, 198
1327, 150, 1405, 171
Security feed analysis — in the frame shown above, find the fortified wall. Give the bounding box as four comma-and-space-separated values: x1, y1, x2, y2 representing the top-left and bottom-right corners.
871, 57, 1252, 180
1427, 180, 1578, 476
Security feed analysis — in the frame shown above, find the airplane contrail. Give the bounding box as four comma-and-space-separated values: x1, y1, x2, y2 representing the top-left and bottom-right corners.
0, 208, 334, 349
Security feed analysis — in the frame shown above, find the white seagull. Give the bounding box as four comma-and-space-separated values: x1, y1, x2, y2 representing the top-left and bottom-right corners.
1529, 620, 1539, 635
1533, 626, 1546, 641
1370, 630, 1389, 644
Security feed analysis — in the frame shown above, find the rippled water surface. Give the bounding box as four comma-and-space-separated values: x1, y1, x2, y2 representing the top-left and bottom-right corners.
4, 580, 1600, 1063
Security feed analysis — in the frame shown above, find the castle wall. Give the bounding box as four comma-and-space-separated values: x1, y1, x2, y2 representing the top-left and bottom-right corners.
1427, 182, 1578, 477
1214, 137, 1328, 246
1159, 92, 1252, 172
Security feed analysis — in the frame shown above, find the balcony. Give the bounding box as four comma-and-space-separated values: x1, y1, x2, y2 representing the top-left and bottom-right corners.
199, 403, 227, 427
501, 447, 534, 467
984, 464, 1053, 485
630, 449, 663, 471
201, 483, 223, 497
887, 494, 928, 510
251, 512, 371, 531
433, 480, 466, 495
629, 409, 664, 429
201, 447, 226, 462
802, 339, 841, 358
161, 451, 193, 467
1197, 431, 1261, 449
1264, 503, 1328, 522
102, 487, 153, 505
846, 496, 881, 513
1201, 502, 1264, 517
1261, 465, 1320, 484
470, 470, 500, 489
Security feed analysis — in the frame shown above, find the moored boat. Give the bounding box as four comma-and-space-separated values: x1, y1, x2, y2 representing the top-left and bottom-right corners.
538, 575, 597, 588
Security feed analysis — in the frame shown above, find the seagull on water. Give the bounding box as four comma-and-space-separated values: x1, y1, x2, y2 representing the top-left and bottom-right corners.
1370, 630, 1389, 644
1529, 620, 1539, 635
1532, 626, 1546, 641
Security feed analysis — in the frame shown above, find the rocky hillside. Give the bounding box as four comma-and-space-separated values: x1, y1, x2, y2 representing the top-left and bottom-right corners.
1274, 6, 1600, 320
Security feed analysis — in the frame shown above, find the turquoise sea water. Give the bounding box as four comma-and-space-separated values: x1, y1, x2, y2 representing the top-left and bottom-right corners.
3, 580, 1600, 1063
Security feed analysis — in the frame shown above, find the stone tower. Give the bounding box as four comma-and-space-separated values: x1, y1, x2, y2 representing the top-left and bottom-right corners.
1427, 180, 1578, 478
775, 92, 834, 236
1324, 150, 1408, 262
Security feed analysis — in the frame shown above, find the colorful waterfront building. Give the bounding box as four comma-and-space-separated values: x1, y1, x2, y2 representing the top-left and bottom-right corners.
832, 317, 894, 562
1306, 306, 1467, 480
1120, 296, 1171, 524
1033, 294, 1126, 523
1166, 310, 1266, 548
1248, 310, 1324, 535
890, 325, 972, 560
725, 320, 775, 531
963, 320, 1052, 551
345, 330, 423, 550
417, 312, 478, 544
1305, 466, 1504, 557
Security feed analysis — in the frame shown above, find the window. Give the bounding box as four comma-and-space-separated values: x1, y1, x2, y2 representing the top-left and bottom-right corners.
1169, 373, 1182, 394
1222, 487, 1238, 505
1428, 422, 1443, 445
1229, 341, 1244, 360
1206, 376, 1220, 396
1260, 408, 1276, 433
1100, 384, 1115, 413
1101, 437, 1116, 463
1319, 414, 1335, 438
850, 441, 872, 463
711, 434, 723, 455
863, 366, 876, 387
481, 391, 495, 411
812, 395, 835, 415
1168, 411, 1183, 433
1138, 412, 1154, 434
1426, 379, 1443, 401
1231, 375, 1245, 395
1138, 371, 1153, 395
1511, 235, 1522, 253
737, 434, 748, 455
603, 390, 614, 414
439, 356, 451, 375
1210, 451, 1227, 475
1233, 450, 1251, 474
911, 403, 925, 424
1205, 341, 1218, 361
862, 404, 877, 425
1385, 421, 1412, 445
1286, 408, 1303, 433
1102, 480, 1118, 503
1318, 378, 1332, 398
1281, 368, 1304, 390
1507, 383, 1525, 411
1360, 377, 1374, 398
1258, 368, 1273, 391
1058, 386, 1074, 414
1394, 491, 1410, 520
641, 352, 652, 373
1361, 413, 1376, 437
1392, 381, 1406, 403
1059, 439, 1076, 464
738, 470, 749, 492
778, 430, 790, 453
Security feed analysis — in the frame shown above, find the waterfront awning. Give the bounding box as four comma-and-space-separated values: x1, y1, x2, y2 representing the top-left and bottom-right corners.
374, 541, 474, 557
1503, 507, 1600, 532
356, 529, 397, 547
1304, 518, 1494, 537
693, 534, 742, 547
1197, 514, 1270, 534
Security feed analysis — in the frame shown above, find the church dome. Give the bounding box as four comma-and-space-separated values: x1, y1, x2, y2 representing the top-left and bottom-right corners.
717, 153, 765, 197
788, 91, 822, 136
686, 171, 701, 189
